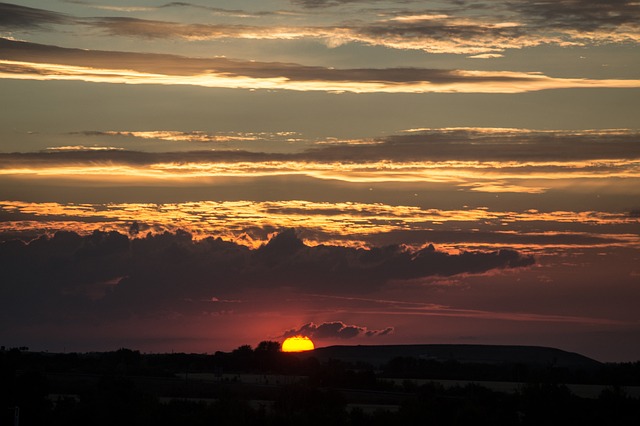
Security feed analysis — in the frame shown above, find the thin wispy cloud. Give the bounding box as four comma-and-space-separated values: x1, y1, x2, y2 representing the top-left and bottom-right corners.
303, 294, 625, 326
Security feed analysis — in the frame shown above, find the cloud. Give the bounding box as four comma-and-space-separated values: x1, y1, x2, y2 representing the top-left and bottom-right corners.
3, 2, 639, 55
74, 130, 301, 144
305, 128, 640, 162
2, 38, 639, 93
3, 127, 639, 168
44, 145, 125, 152
283, 321, 394, 339
0, 229, 534, 327
63, 1, 285, 17
1, 200, 636, 253
84, 16, 275, 40
1, 128, 639, 203
345, 1, 640, 53
509, 0, 640, 32
302, 294, 626, 326
340, 17, 534, 55
158, 2, 291, 18
0, 2, 72, 28
291, 0, 388, 8
291, 0, 418, 8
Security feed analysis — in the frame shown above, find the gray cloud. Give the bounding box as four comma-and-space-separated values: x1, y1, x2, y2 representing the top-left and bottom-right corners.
0, 2, 72, 28
283, 321, 394, 339
509, 0, 640, 31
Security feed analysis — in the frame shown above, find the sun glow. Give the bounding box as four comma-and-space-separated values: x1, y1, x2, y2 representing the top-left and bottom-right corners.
281, 336, 315, 352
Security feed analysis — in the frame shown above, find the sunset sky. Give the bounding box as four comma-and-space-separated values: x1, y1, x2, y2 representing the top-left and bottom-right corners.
1, 0, 639, 362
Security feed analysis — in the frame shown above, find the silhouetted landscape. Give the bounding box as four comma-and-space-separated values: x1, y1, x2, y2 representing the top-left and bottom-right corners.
3, 343, 639, 425
3, 1, 640, 424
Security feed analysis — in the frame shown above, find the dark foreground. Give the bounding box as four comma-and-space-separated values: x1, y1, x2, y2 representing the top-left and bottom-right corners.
2, 344, 640, 425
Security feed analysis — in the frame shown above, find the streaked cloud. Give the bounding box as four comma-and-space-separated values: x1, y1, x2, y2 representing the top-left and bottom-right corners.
304, 294, 625, 326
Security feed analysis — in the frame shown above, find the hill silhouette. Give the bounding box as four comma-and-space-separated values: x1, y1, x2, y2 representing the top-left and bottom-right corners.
298, 344, 601, 369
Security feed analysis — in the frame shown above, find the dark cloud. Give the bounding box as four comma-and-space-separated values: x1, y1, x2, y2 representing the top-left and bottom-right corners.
283, 321, 394, 339
0, 2, 72, 28
0, 229, 534, 327
304, 128, 640, 162
297, 228, 628, 249
1, 127, 638, 168
509, 0, 640, 31
292, 0, 414, 7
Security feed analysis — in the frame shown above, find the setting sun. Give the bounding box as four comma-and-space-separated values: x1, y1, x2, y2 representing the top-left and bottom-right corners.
281, 336, 315, 352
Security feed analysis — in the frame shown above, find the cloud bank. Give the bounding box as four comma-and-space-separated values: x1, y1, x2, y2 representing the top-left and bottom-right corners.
0, 229, 534, 327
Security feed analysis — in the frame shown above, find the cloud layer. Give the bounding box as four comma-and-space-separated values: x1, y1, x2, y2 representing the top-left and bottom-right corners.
1, 128, 638, 197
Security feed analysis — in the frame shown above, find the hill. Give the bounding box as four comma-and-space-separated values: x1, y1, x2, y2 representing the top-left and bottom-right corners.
298, 344, 601, 369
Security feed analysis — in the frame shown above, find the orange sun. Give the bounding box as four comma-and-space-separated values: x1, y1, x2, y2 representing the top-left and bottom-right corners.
281, 335, 315, 352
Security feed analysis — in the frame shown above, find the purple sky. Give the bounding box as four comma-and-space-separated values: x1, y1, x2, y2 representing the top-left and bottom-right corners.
1, 1, 639, 361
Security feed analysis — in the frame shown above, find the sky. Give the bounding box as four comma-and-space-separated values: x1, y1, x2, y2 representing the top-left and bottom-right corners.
0, 0, 639, 362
